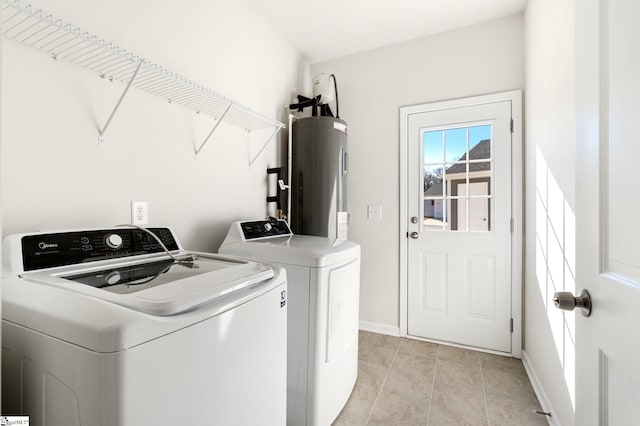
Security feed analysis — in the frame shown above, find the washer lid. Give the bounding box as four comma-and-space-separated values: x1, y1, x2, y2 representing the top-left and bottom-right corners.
220, 235, 360, 268
22, 253, 275, 316
2, 259, 285, 353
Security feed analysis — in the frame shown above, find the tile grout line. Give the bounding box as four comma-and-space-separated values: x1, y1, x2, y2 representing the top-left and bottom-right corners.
479, 358, 492, 426
361, 332, 371, 347
425, 344, 439, 426
364, 341, 401, 425
349, 334, 545, 426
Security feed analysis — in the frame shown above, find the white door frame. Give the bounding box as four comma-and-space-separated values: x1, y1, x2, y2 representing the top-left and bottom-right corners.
399, 90, 523, 357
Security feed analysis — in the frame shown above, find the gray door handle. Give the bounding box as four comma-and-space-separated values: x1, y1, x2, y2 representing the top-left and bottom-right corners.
553, 289, 592, 317
410, 232, 419, 239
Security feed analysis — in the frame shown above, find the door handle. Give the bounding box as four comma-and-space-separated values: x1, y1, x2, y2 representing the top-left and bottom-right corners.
410, 232, 419, 239
411, 216, 419, 224
553, 289, 592, 317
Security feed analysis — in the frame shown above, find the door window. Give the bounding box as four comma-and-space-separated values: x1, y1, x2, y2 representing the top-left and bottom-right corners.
423, 125, 492, 232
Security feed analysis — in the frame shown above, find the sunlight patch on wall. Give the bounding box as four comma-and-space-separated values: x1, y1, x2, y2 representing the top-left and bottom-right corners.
535, 146, 577, 408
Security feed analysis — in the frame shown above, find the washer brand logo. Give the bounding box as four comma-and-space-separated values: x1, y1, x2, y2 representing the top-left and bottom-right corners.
38, 242, 58, 249
280, 290, 286, 308
0, 416, 30, 425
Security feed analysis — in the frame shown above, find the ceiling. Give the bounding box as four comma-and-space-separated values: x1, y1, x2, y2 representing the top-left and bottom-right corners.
245, 0, 527, 63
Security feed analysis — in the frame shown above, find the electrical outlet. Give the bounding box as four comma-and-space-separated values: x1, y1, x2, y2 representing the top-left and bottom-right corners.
131, 201, 148, 225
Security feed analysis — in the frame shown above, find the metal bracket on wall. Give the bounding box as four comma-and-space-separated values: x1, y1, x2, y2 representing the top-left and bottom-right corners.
98, 61, 142, 145
195, 104, 232, 155
249, 126, 283, 166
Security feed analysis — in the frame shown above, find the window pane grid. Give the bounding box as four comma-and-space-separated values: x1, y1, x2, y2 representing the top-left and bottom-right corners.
422, 123, 492, 232
424, 195, 492, 201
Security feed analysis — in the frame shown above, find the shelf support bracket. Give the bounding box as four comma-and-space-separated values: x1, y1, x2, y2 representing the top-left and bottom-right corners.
195, 104, 233, 155
98, 61, 142, 145
248, 125, 283, 166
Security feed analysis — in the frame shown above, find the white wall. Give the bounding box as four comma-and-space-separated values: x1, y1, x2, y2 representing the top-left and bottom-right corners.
311, 15, 524, 330
523, 0, 576, 424
1, 0, 308, 250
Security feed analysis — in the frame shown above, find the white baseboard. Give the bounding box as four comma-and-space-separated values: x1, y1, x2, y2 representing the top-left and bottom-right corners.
359, 320, 400, 337
521, 350, 556, 426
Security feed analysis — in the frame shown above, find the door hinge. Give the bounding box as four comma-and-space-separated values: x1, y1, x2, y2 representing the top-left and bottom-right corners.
510, 118, 514, 133
510, 218, 514, 233
510, 318, 514, 333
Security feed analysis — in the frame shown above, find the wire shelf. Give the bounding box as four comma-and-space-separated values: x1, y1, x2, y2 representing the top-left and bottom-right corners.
2, 0, 285, 154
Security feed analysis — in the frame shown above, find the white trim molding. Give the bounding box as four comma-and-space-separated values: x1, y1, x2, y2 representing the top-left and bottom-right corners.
522, 350, 556, 425
359, 321, 401, 337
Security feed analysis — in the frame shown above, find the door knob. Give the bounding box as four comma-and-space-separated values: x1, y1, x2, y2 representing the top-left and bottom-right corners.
553, 289, 592, 317
411, 216, 419, 224
410, 232, 419, 239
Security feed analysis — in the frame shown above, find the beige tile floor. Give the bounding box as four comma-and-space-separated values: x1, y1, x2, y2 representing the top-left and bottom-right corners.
333, 331, 548, 426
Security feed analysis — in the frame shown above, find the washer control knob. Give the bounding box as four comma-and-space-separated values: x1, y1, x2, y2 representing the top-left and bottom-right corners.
264, 222, 273, 232
105, 271, 122, 285
105, 233, 123, 249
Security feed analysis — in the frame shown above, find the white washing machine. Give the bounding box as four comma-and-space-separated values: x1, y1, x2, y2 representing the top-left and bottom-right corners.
220, 219, 360, 426
1, 226, 287, 426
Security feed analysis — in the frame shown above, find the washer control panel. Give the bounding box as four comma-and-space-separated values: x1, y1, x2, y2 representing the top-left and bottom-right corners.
20, 228, 179, 271
240, 219, 292, 240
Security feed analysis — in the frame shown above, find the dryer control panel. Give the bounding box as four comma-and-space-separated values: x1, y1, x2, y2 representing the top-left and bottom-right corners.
240, 218, 292, 240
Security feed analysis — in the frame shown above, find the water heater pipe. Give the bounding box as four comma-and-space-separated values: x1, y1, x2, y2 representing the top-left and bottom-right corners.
287, 113, 295, 225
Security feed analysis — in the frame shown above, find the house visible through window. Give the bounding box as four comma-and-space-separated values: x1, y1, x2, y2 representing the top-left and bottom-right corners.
423, 125, 492, 232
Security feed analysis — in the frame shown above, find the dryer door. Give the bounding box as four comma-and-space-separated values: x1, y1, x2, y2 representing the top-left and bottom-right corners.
309, 257, 361, 425
325, 259, 360, 362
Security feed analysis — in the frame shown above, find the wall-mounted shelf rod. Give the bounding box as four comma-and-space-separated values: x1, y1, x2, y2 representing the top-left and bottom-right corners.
99, 61, 141, 145
196, 104, 232, 156
2, 0, 286, 159
249, 126, 283, 166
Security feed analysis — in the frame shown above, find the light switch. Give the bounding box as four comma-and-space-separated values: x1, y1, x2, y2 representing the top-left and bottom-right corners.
367, 205, 383, 220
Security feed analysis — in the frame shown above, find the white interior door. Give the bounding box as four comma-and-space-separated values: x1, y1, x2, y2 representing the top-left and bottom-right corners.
406, 100, 513, 353
574, 0, 640, 423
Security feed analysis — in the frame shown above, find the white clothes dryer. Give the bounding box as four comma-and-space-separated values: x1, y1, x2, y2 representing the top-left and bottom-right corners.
220, 218, 360, 426
2, 226, 287, 426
